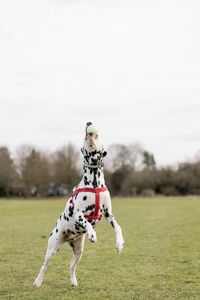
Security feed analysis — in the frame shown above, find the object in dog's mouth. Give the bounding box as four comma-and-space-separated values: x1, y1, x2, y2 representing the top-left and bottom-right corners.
87, 125, 98, 135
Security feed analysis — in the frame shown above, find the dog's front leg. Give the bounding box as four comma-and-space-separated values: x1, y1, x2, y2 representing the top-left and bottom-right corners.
75, 213, 97, 243
103, 203, 124, 253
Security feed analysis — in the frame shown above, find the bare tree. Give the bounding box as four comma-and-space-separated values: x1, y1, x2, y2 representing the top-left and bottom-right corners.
52, 144, 81, 191
105, 143, 143, 172
19, 147, 51, 196
142, 151, 156, 169
0, 147, 19, 196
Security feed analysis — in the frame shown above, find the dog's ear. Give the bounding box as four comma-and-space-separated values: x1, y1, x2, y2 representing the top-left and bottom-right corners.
103, 151, 107, 157
85, 122, 93, 138
86, 122, 92, 127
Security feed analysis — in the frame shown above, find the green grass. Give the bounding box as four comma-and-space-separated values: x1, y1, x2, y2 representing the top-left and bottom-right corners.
1, 197, 200, 300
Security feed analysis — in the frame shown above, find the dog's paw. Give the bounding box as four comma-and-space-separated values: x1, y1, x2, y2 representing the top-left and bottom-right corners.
71, 278, 78, 287
87, 231, 97, 243
33, 277, 42, 288
116, 239, 124, 254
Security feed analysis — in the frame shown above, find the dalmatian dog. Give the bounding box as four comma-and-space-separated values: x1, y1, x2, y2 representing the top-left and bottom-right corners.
34, 122, 124, 288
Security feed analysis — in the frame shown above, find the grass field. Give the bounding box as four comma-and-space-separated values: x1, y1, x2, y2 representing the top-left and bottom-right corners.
1, 197, 200, 300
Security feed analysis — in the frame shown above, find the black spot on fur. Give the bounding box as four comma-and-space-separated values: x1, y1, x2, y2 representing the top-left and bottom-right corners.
88, 220, 95, 226
83, 196, 87, 201
84, 175, 90, 185
63, 213, 69, 221
91, 158, 98, 165
92, 169, 98, 188
59, 215, 62, 220
85, 204, 95, 212
110, 221, 115, 228
69, 205, 74, 217
79, 216, 83, 222
50, 232, 53, 237
76, 220, 86, 229
75, 223, 80, 231
105, 208, 109, 218
56, 228, 58, 233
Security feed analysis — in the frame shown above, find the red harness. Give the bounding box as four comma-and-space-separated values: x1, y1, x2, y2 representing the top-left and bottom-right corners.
71, 187, 108, 220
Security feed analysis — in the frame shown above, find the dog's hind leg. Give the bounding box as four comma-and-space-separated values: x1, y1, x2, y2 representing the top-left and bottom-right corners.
68, 234, 85, 287
34, 229, 64, 288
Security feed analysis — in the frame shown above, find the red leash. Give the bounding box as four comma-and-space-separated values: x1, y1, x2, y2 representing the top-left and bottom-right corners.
71, 187, 108, 220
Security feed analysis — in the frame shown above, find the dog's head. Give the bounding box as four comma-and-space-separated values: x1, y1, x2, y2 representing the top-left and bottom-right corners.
81, 122, 107, 166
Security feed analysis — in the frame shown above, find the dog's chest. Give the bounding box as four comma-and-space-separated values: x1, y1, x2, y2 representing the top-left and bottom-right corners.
65, 191, 105, 220
75, 192, 102, 216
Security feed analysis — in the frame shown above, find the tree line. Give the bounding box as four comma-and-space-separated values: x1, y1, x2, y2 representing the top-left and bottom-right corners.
0, 143, 200, 197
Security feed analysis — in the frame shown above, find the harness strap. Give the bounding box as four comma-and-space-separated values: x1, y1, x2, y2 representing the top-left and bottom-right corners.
71, 187, 108, 220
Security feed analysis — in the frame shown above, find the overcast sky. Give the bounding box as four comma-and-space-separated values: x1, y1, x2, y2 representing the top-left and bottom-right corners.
0, 0, 200, 166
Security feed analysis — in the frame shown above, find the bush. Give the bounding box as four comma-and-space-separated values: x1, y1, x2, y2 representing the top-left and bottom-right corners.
140, 189, 156, 197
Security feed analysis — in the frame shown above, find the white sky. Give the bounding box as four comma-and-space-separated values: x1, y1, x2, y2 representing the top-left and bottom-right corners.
0, 0, 200, 166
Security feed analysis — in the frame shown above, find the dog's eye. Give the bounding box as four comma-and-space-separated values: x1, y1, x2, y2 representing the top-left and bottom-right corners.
88, 133, 93, 137
95, 134, 98, 139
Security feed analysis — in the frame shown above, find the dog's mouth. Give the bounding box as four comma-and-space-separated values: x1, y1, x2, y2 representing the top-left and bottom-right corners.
82, 133, 103, 153
87, 139, 101, 152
